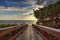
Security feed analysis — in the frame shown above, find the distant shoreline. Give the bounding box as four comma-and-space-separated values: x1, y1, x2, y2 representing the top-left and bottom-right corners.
0, 20, 36, 24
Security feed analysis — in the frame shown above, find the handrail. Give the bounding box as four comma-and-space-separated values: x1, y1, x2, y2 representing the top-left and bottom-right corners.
0, 24, 27, 37
9, 26, 27, 40
0, 24, 28, 40
0, 26, 20, 30
32, 25, 48, 40
0, 24, 26, 30
32, 24, 60, 39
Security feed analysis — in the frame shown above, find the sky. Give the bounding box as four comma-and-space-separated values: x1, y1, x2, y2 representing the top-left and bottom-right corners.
0, 0, 57, 20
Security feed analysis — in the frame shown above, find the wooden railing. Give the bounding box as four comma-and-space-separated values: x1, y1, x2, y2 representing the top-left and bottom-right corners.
32, 24, 60, 40
0, 24, 28, 40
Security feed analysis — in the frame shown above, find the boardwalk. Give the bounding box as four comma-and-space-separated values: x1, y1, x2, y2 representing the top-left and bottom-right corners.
16, 24, 43, 40
0, 24, 60, 40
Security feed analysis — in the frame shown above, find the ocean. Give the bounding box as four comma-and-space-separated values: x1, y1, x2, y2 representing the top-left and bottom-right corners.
0, 20, 36, 24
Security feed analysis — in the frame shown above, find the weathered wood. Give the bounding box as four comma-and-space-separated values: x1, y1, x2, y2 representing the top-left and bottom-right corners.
32, 24, 60, 39
9, 26, 27, 40
0, 24, 28, 40
33, 25, 48, 40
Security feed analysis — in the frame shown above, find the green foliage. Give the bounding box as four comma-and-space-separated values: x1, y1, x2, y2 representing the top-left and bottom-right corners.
33, 1, 60, 29
0, 24, 17, 28
34, 1, 60, 21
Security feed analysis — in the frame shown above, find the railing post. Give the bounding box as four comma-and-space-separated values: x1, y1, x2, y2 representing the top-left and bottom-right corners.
0, 24, 28, 40
32, 24, 60, 40
33, 26, 48, 40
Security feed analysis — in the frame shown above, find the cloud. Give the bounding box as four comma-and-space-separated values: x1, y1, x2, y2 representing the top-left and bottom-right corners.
0, 13, 36, 20
0, 0, 32, 7
29, 0, 57, 7
0, 0, 57, 20
0, 0, 51, 12
38, 0, 57, 6
0, 6, 28, 12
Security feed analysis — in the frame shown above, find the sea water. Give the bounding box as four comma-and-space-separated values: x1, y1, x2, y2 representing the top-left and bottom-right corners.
0, 20, 36, 24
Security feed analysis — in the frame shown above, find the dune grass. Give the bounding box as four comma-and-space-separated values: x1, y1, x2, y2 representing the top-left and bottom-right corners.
0, 24, 17, 28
